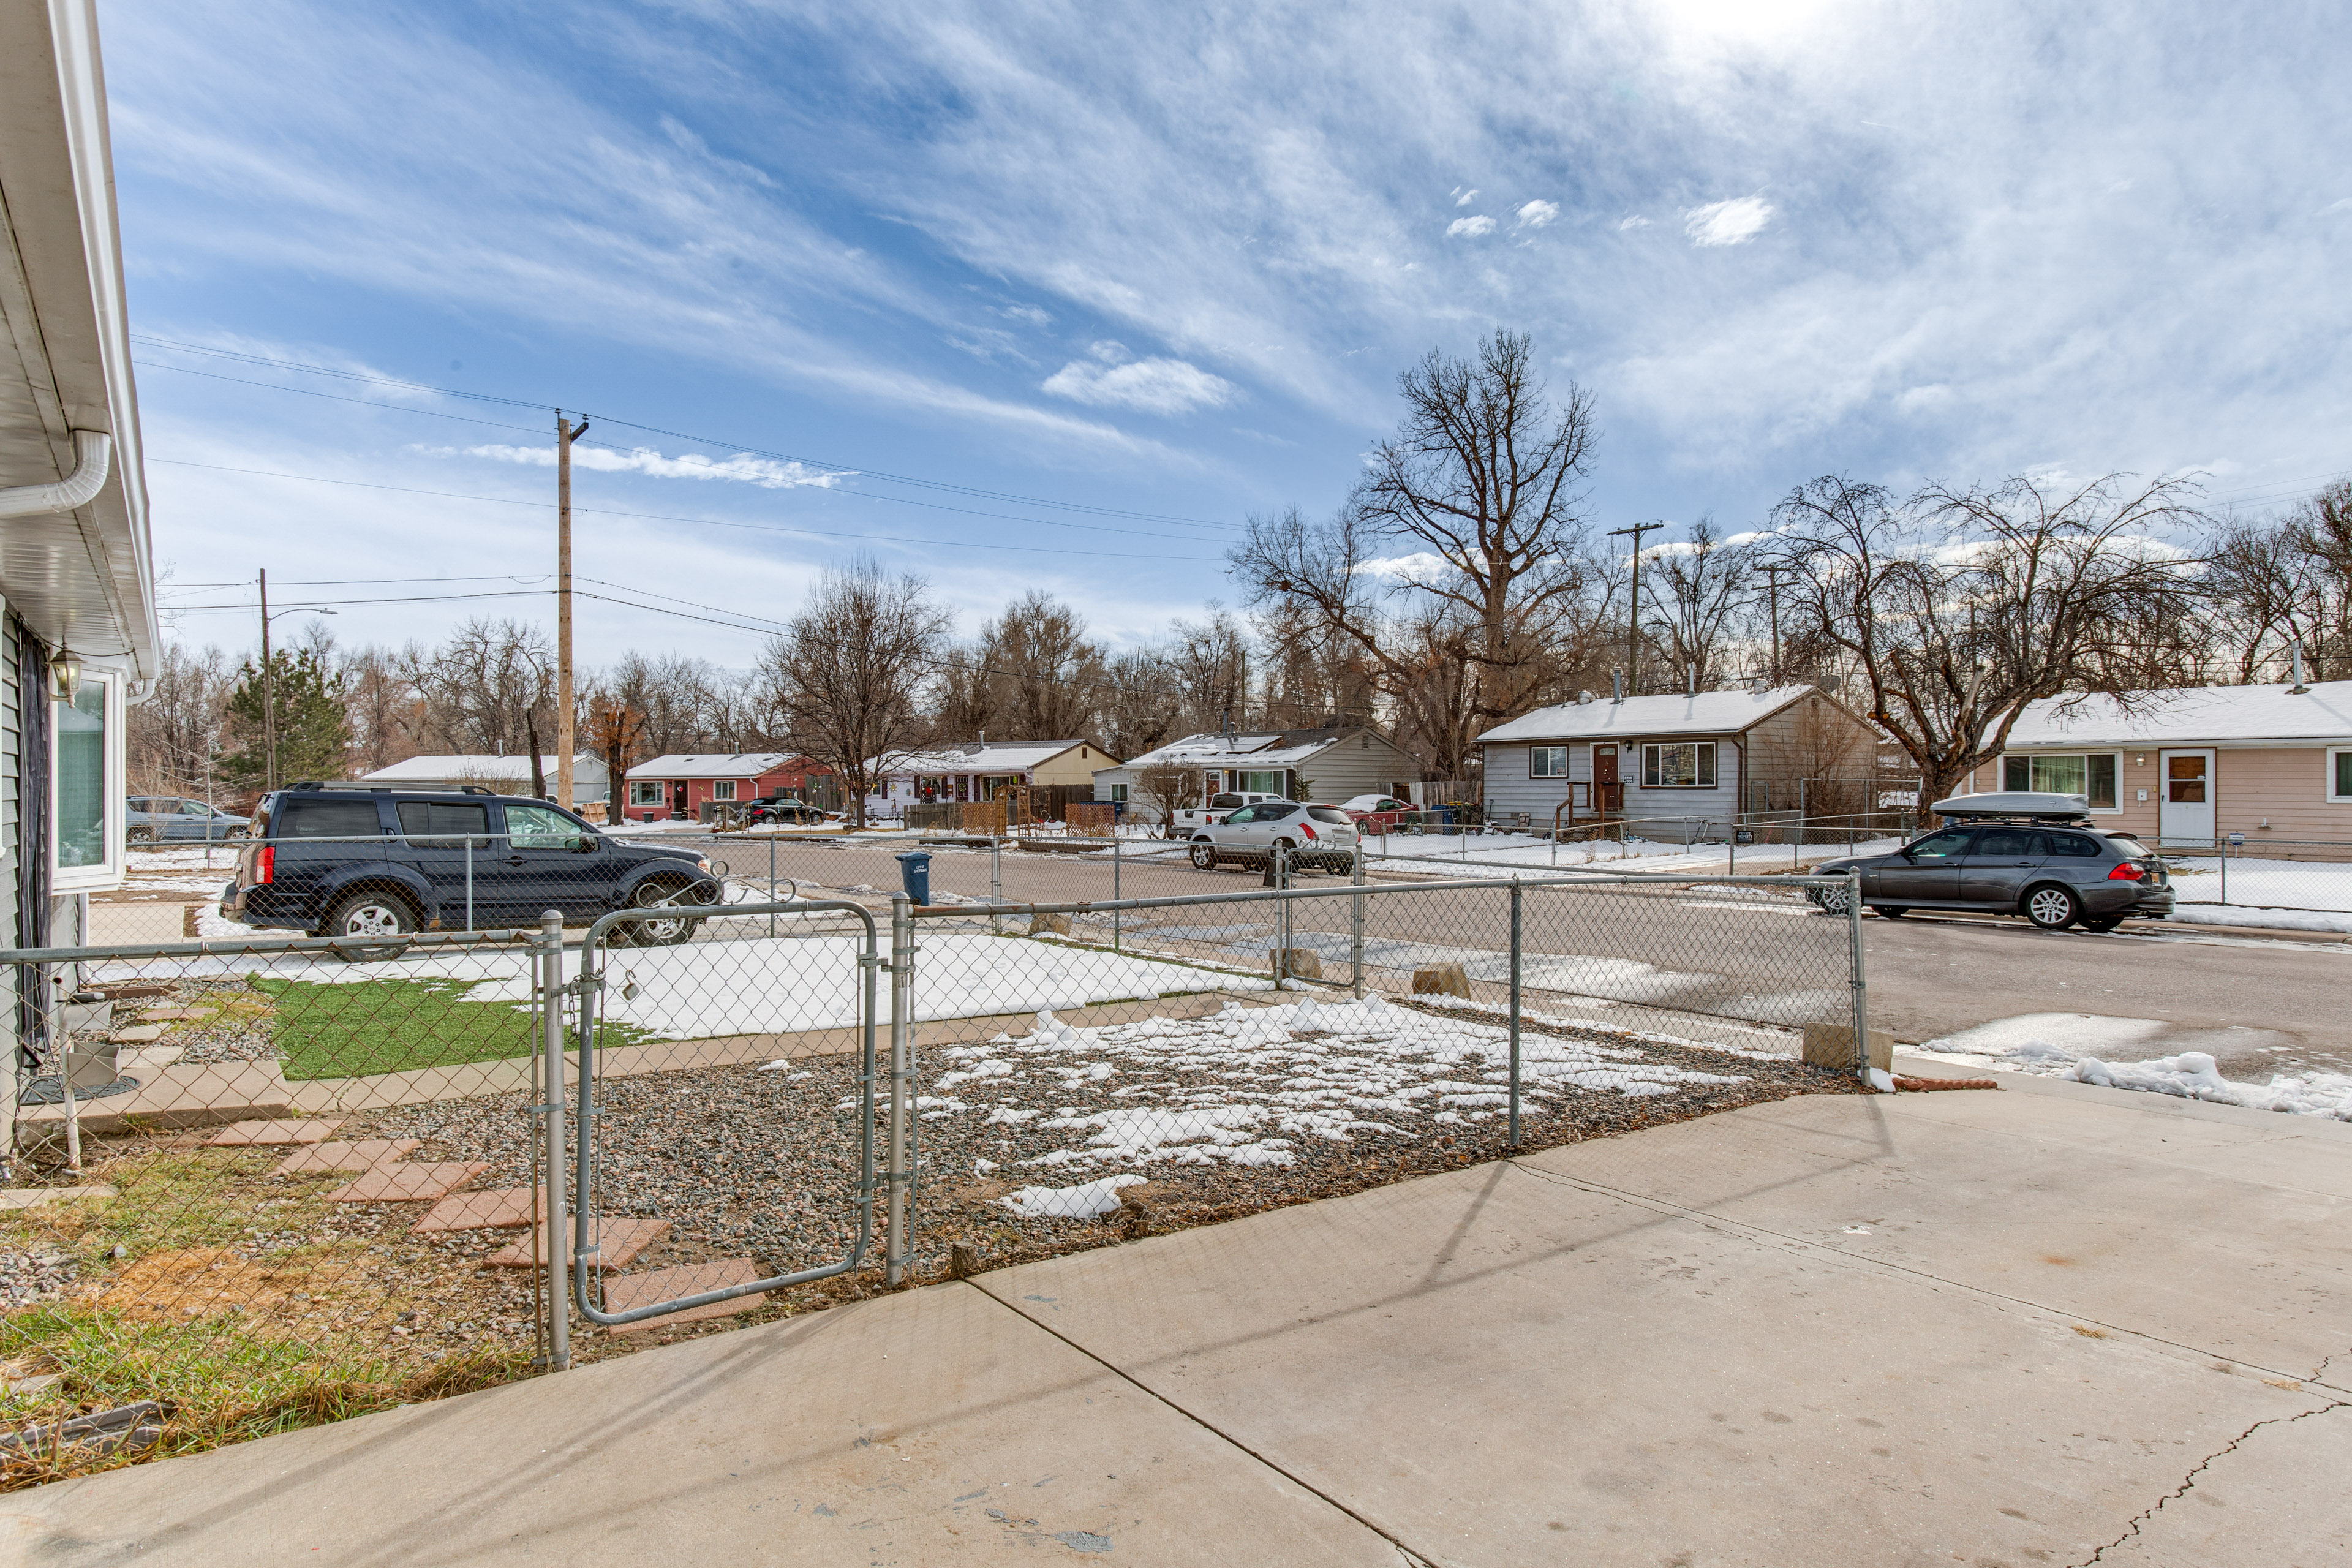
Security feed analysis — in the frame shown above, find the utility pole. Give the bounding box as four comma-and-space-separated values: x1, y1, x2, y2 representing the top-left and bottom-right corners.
258, 568, 276, 792
1607, 521, 1663, 697
1762, 564, 1783, 685
556, 411, 588, 812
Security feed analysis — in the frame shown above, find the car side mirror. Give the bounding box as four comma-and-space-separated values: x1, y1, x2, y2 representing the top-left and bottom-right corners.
573, 835, 597, 853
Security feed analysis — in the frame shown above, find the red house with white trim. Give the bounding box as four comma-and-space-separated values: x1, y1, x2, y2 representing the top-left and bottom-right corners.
620, 753, 835, 823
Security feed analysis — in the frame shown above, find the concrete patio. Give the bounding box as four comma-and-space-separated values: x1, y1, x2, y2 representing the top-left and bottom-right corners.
2, 1060, 2344, 1566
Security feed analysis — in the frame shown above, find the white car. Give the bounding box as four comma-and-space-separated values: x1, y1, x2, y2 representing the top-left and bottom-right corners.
1188, 802, 1360, 873
1170, 790, 1289, 832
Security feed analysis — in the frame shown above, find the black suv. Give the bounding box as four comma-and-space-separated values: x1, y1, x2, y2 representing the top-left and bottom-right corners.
744, 796, 827, 826
1809, 792, 2174, 932
220, 783, 726, 946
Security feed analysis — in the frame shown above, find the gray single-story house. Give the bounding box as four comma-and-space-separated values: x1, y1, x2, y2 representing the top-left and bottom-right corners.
1093, 727, 1423, 821
1476, 685, 1875, 829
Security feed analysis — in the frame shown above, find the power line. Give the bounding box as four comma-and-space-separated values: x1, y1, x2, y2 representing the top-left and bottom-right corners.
146, 459, 1223, 561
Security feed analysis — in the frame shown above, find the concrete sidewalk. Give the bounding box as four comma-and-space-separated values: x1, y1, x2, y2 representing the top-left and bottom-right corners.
4, 1067, 2346, 1566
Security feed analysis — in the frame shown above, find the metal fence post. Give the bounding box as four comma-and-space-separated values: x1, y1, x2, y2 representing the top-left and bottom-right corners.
540, 908, 570, 1370
1351, 843, 1365, 1000
768, 834, 778, 937
886, 894, 914, 1286
990, 839, 1003, 935
1846, 869, 1871, 1087
1112, 835, 1122, 954
1507, 879, 1523, 1147
2219, 837, 2228, 906
1276, 842, 1292, 981
464, 838, 474, 930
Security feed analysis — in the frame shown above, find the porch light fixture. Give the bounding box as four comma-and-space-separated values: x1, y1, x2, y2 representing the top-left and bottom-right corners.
49, 646, 80, 701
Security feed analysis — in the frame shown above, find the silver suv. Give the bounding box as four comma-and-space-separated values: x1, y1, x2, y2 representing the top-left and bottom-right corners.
1188, 802, 1360, 873
1809, 793, 2174, 932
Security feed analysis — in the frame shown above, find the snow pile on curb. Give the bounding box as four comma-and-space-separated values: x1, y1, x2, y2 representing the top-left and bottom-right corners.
1916, 1013, 2352, 1120
2069, 1052, 2352, 1120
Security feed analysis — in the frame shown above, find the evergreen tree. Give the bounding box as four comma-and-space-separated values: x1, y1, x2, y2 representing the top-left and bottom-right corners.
224, 649, 352, 788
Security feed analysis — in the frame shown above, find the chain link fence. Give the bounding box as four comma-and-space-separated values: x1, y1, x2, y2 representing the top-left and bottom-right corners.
2, 822, 1874, 1483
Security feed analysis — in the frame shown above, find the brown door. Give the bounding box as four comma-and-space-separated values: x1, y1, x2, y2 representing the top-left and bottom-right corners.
1593, 745, 1622, 815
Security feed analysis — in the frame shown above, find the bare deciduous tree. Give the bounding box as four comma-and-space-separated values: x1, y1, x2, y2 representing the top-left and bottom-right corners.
763, 559, 951, 827
1642, 519, 1754, 691
1231, 330, 1597, 772
985, 590, 1103, 740
1768, 472, 2206, 821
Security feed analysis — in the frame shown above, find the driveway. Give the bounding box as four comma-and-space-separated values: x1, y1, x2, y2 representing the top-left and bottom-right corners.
11, 1065, 2345, 1566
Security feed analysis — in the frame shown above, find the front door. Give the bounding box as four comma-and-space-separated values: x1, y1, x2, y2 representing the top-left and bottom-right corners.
1593, 745, 1619, 815
670, 780, 688, 819
2159, 750, 2215, 846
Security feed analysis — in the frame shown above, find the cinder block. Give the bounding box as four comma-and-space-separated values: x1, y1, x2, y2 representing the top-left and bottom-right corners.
1268, 947, 1323, 980
1412, 963, 1472, 999
1801, 1023, 1894, 1072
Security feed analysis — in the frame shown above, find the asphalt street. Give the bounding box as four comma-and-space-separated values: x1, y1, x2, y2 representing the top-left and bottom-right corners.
705, 834, 2352, 1080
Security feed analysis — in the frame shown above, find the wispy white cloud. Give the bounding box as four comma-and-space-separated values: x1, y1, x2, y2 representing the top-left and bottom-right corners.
1041, 341, 1236, 415
1515, 199, 1560, 228
1453, 187, 1480, 206
1683, 196, 1774, 246
444, 443, 849, 489
1446, 214, 1497, 237
1618, 214, 1653, 231
1352, 551, 1452, 579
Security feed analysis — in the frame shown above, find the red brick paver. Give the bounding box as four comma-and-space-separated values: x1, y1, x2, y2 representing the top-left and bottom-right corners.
273, 1139, 421, 1175
482, 1218, 670, 1272
205, 1118, 347, 1147
322, 1162, 488, 1202
410, 1188, 541, 1234
597, 1259, 766, 1334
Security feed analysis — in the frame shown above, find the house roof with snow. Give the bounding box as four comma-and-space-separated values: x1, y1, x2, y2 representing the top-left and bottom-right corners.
2002, 682, 2352, 748
1476, 685, 1818, 745
869, 739, 1105, 774
1104, 726, 1412, 773
364, 753, 608, 783
624, 753, 821, 780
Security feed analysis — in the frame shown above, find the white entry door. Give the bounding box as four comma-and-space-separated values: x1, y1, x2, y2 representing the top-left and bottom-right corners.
2158, 749, 2215, 845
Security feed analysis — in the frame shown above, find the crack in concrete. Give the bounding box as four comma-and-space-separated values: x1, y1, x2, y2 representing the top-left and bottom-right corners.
2068, 1398, 2348, 1566
2310, 1345, 2350, 1392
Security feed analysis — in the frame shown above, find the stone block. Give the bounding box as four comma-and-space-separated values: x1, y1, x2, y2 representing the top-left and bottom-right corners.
1412, 963, 1472, 999
1801, 1023, 1894, 1072
411, 1187, 542, 1233
273, 1139, 421, 1175
483, 1216, 670, 1270
1028, 913, 1072, 935
321, 1162, 487, 1202
598, 1259, 764, 1333
1268, 947, 1324, 980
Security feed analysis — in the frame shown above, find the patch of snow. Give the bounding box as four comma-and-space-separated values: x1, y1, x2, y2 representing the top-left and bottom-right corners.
998, 1174, 1148, 1219
2068, 1052, 2352, 1120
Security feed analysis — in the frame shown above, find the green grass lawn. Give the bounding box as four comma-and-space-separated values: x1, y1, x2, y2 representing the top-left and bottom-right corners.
257, 977, 654, 1080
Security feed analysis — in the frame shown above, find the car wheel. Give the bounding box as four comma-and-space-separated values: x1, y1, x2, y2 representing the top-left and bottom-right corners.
622, 878, 701, 946
1810, 883, 1852, 915
1872, 906, 1908, 919
1189, 842, 1218, 870
127, 825, 156, 845
2082, 915, 2124, 933
2024, 884, 2081, 930
325, 889, 416, 961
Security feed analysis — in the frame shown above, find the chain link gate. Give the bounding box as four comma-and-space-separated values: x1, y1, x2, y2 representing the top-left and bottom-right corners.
559, 899, 884, 1349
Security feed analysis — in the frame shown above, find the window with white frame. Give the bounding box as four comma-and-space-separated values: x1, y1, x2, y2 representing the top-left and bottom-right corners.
2329, 750, 2352, 803
630, 780, 665, 807
1106, 783, 1128, 802
712, 780, 737, 801
1640, 741, 1716, 789
2003, 752, 2119, 810
53, 669, 124, 892
1528, 745, 1568, 778
1240, 770, 1286, 794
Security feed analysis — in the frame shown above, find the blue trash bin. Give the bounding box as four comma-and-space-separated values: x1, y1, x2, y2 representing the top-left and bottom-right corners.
895, 850, 933, 906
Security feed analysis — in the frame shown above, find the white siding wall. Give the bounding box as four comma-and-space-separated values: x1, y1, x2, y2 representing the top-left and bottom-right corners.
1485, 737, 1745, 831
1483, 743, 1593, 821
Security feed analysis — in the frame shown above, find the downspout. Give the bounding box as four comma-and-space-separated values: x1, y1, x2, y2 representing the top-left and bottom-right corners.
0, 431, 111, 517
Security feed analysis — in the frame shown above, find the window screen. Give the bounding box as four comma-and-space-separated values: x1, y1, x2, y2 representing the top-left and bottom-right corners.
279, 798, 385, 838
2004, 753, 2118, 808
2338, 752, 2352, 798
713, 780, 737, 801
630, 781, 666, 806
397, 802, 490, 844
1640, 741, 1716, 788
1529, 746, 1567, 778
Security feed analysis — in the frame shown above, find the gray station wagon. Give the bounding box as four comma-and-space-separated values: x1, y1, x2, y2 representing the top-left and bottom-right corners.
1808, 792, 2174, 932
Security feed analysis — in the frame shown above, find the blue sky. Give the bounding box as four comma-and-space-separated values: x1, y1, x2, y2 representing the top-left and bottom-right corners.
107, 0, 2352, 664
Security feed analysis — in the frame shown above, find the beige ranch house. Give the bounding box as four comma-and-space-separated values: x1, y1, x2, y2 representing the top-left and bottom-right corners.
1477, 685, 1877, 830
1959, 680, 2352, 846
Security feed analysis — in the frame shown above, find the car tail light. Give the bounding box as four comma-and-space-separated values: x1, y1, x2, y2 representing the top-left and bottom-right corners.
1300, 823, 1317, 840
255, 845, 274, 885
2106, 862, 2144, 881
